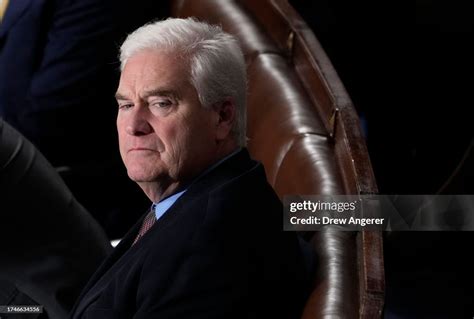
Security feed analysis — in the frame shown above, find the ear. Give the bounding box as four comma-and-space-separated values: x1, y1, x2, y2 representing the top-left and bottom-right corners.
213, 98, 236, 142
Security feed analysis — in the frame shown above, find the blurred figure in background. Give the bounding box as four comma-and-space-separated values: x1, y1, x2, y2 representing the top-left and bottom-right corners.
0, 118, 112, 318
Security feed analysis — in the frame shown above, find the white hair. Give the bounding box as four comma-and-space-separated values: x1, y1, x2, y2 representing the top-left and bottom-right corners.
120, 18, 247, 146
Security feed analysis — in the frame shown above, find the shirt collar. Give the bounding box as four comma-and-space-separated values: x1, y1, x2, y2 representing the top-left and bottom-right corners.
151, 147, 242, 220
152, 189, 186, 221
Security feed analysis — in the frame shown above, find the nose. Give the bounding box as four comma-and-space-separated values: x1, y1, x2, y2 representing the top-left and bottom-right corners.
125, 106, 153, 136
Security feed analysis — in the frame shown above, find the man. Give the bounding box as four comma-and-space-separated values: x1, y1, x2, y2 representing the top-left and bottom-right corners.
71, 18, 307, 319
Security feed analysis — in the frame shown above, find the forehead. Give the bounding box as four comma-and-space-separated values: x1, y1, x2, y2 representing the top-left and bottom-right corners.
119, 49, 190, 92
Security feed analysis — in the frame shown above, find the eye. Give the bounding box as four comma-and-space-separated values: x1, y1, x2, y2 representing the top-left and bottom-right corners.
151, 100, 172, 108
118, 103, 134, 110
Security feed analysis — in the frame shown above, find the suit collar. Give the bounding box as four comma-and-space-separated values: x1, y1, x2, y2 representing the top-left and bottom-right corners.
184, 148, 256, 197
0, 0, 32, 39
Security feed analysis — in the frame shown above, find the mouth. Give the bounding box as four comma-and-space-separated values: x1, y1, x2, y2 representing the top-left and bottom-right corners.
128, 148, 158, 153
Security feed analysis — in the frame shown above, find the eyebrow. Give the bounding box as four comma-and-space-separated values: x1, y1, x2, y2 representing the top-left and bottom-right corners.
115, 89, 180, 100
114, 92, 128, 100
143, 89, 180, 99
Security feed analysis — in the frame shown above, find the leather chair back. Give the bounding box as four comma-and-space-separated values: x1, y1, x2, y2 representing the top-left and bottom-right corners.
171, 1, 385, 317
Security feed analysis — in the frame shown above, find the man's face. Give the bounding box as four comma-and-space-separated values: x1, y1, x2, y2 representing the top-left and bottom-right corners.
116, 49, 220, 189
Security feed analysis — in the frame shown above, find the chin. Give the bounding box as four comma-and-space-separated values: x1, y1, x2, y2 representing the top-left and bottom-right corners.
127, 164, 166, 183
126, 167, 153, 182
127, 173, 148, 183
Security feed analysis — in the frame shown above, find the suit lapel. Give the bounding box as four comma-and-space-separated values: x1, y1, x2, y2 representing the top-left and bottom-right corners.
71, 212, 145, 318
0, 0, 33, 39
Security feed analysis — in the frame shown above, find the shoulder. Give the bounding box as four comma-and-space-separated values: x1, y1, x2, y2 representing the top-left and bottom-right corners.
198, 148, 279, 203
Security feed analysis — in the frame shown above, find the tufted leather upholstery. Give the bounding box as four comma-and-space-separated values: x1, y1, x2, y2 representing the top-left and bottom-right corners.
172, 0, 385, 318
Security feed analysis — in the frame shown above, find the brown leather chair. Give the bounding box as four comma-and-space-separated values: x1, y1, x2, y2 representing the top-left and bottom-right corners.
172, 0, 385, 317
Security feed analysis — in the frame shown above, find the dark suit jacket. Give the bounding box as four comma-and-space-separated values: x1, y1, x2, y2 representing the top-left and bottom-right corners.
0, 119, 112, 318
71, 149, 308, 319
0, 0, 119, 165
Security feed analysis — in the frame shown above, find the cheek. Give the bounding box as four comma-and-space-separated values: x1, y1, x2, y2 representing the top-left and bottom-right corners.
162, 128, 189, 160
159, 118, 188, 147
116, 119, 126, 143
117, 131, 128, 157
